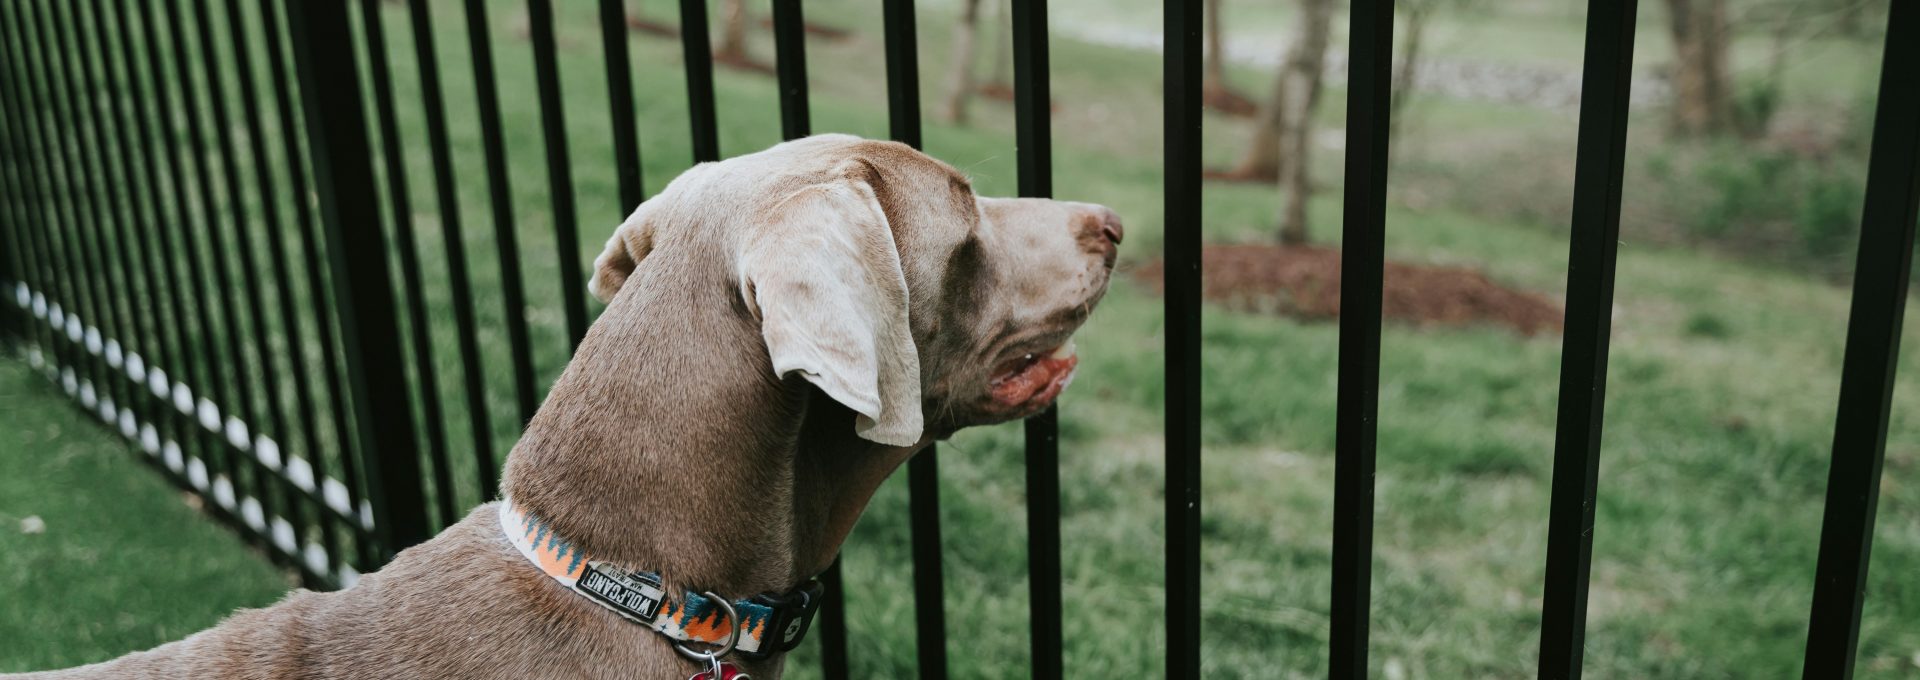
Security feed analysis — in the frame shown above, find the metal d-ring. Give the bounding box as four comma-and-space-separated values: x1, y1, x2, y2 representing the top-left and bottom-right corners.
673, 591, 741, 663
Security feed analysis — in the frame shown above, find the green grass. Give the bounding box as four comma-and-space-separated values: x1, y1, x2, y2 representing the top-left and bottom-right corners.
0, 359, 289, 673
4, 0, 1920, 677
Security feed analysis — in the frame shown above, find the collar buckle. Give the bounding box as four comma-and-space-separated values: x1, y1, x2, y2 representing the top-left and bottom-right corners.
740, 579, 825, 658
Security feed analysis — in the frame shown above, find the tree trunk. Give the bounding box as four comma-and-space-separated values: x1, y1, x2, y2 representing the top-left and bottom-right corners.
943, 0, 983, 123
1202, 0, 1258, 116
1276, 0, 1332, 244
1389, 1, 1431, 166
717, 0, 749, 60
1230, 0, 1331, 186
986, 0, 1012, 91
1204, 0, 1227, 92
1232, 64, 1287, 181
1664, 0, 1733, 136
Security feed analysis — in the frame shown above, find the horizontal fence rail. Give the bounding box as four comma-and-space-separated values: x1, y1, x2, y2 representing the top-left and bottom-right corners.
0, 1, 1915, 677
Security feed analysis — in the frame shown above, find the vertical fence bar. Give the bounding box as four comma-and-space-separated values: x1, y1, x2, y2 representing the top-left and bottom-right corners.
66, 0, 142, 441
1802, 3, 1920, 676
51, 0, 115, 429
214, 0, 317, 580
818, 556, 849, 680
1010, 1, 1061, 677
103, 0, 188, 518
255, 0, 355, 578
1164, 0, 1203, 675
526, 0, 588, 349
0, 105, 22, 349
881, 2, 948, 678
0, 25, 25, 345
287, 0, 431, 558
356, 0, 457, 528
76, 0, 169, 532
157, 0, 248, 542
405, 0, 497, 495
15, 0, 84, 386
599, 0, 645, 209
1535, 0, 1639, 676
2, 11, 67, 372
35, 0, 113, 426
0, 10, 42, 353
132, 0, 245, 550
1331, 0, 1394, 673
30, 0, 90, 391
8, 0, 78, 381
0, 1, 71, 379
462, 0, 539, 426
675, 0, 719, 162
78, 0, 142, 439
766, 6, 844, 677
192, 0, 277, 551
188, 0, 286, 561
771, 0, 809, 141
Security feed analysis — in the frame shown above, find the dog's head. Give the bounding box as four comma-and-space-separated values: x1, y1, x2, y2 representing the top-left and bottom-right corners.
591, 134, 1120, 447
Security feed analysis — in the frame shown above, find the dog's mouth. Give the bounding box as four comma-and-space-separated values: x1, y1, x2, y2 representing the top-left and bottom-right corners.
988, 338, 1078, 413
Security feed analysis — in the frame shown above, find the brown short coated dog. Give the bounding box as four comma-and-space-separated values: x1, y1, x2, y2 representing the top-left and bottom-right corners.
12, 134, 1121, 679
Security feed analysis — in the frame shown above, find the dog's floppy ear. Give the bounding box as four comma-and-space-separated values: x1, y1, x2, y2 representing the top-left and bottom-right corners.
738, 163, 922, 446
590, 201, 658, 303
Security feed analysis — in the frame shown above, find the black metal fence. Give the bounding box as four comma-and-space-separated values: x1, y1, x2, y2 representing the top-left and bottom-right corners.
0, 0, 1915, 678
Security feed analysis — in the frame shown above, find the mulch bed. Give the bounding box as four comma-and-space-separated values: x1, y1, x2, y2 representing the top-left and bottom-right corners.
1134, 244, 1564, 336
1203, 84, 1260, 118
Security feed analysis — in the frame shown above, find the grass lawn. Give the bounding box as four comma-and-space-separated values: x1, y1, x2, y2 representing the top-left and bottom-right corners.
3, 0, 1919, 677
0, 358, 290, 673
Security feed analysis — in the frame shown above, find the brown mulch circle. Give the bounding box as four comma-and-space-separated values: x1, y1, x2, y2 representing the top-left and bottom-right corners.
1134, 244, 1564, 336
1203, 84, 1260, 118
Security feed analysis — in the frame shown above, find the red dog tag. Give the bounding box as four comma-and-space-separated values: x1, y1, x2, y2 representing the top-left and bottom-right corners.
689, 661, 748, 680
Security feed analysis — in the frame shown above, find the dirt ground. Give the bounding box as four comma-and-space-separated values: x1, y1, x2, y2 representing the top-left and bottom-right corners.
1134, 244, 1564, 336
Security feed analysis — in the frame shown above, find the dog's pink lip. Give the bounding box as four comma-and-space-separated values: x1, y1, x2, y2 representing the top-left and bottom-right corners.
988, 344, 1078, 411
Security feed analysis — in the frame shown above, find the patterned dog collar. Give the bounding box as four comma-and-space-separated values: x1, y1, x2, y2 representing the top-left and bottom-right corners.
498, 499, 823, 658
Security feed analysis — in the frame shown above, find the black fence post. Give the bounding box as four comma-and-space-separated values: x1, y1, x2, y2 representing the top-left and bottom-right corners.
356, 0, 456, 530
1010, 2, 1062, 678
1163, 0, 1203, 676
1801, 2, 1920, 676
879, 2, 949, 677
599, 0, 645, 209
1332, 0, 1395, 674
1535, 0, 1640, 676
461, 0, 539, 428
402, 0, 497, 497
765, 7, 848, 678
285, 0, 429, 559
0, 66, 19, 347
675, 0, 719, 163
526, 0, 588, 349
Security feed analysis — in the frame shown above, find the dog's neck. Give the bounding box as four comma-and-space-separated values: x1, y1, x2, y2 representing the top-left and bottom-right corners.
499, 247, 920, 599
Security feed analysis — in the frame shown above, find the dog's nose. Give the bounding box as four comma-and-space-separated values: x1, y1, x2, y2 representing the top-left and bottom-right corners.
1097, 208, 1124, 245
1080, 207, 1123, 246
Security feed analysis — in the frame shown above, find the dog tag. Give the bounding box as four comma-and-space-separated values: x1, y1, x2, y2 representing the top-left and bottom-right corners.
688, 661, 748, 680
575, 561, 666, 622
